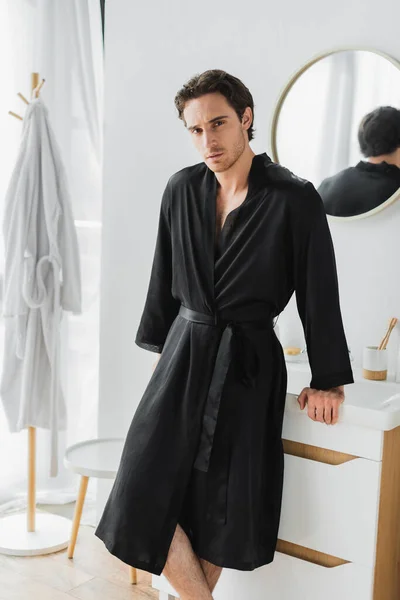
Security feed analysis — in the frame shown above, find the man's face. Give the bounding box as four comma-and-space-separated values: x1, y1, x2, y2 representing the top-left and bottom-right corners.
183, 92, 252, 173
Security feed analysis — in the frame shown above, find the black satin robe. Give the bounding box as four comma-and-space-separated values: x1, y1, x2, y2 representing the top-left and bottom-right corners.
94, 152, 354, 575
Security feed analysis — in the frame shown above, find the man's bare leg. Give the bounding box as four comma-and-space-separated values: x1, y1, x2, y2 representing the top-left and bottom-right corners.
199, 557, 223, 593
162, 523, 213, 600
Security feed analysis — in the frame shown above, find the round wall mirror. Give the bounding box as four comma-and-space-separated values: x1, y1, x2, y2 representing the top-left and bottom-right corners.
271, 48, 400, 220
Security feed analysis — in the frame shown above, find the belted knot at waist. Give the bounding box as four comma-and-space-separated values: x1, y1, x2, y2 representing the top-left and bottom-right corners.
178, 304, 276, 475
178, 304, 276, 328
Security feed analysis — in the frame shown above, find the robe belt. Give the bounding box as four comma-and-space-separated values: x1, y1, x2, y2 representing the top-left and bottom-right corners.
178, 304, 276, 474
22, 254, 62, 478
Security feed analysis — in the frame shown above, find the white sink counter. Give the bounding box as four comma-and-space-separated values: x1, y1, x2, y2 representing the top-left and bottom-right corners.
286, 363, 400, 430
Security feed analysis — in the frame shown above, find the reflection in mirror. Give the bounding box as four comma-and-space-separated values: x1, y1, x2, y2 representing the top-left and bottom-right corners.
273, 50, 400, 219
318, 106, 400, 217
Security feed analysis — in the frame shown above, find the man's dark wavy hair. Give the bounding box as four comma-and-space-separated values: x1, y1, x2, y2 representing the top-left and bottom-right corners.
358, 106, 400, 157
174, 69, 256, 142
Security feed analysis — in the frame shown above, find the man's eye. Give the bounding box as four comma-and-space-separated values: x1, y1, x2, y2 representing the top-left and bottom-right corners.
192, 121, 224, 134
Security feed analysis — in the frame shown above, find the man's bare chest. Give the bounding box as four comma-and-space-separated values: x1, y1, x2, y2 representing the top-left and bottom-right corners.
215, 188, 248, 235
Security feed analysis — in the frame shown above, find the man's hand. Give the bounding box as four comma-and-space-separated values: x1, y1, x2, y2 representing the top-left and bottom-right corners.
297, 386, 344, 425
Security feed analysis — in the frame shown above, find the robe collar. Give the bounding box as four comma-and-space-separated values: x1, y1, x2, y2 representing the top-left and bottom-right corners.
356, 159, 400, 179
205, 151, 272, 202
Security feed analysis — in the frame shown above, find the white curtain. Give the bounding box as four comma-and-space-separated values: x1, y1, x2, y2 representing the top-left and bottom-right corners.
315, 52, 356, 184
0, 0, 103, 522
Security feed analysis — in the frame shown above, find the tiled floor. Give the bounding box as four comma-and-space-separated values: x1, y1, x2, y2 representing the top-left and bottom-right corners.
0, 503, 158, 599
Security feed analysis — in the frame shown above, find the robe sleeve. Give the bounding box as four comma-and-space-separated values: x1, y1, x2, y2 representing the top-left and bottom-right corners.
58, 176, 82, 315
292, 181, 354, 390
135, 179, 180, 353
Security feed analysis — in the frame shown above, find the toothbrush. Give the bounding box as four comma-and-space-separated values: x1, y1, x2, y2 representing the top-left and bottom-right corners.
378, 317, 398, 350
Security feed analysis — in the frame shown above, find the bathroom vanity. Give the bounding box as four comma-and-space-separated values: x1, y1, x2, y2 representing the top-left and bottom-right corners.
152, 362, 400, 600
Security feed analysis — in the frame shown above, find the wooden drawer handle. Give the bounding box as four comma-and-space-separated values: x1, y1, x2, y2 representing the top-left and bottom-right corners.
276, 539, 350, 568
282, 439, 358, 465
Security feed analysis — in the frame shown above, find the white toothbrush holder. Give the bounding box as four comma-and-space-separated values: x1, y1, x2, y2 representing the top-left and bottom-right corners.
362, 345, 388, 381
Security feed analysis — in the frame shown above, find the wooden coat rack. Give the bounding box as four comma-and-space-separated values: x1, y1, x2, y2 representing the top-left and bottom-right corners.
0, 73, 71, 556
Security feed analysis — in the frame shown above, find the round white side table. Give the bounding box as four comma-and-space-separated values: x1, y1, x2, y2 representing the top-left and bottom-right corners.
63, 437, 137, 584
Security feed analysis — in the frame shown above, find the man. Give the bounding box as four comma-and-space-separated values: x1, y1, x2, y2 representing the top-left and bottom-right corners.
318, 106, 400, 217
95, 69, 353, 600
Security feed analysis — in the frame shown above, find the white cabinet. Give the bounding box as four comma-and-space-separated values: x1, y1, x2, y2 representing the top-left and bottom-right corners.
154, 559, 374, 600
278, 454, 381, 565
216, 554, 374, 600
152, 365, 400, 600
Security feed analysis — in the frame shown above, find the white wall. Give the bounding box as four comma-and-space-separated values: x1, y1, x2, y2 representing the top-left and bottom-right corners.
97, 0, 400, 508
